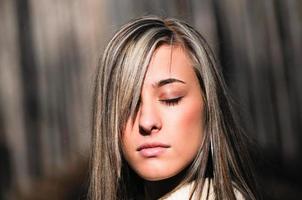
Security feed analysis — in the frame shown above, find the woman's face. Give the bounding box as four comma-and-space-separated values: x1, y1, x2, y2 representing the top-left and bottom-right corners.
122, 44, 205, 181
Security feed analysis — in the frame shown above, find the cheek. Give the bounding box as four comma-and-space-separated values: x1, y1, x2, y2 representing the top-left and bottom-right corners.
166, 99, 204, 154
171, 99, 204, 132
184, 105, 203, 127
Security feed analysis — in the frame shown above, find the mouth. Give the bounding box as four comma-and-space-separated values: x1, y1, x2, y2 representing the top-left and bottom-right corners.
137, 142, 171, 158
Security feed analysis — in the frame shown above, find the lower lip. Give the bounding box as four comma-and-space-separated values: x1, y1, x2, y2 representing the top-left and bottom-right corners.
138, 147, 168, 158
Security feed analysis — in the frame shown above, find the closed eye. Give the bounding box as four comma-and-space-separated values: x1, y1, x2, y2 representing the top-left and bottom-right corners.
159, 96, 183, 106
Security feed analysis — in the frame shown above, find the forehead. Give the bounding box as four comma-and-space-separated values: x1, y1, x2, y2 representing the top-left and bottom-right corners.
143, 44, 196, 86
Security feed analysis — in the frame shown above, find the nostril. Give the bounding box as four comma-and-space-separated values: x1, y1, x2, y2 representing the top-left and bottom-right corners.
139, 125, 149, 136
139, 124, 159, 136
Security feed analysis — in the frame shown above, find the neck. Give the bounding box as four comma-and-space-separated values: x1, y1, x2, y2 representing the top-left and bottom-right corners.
144, 169, 188, 200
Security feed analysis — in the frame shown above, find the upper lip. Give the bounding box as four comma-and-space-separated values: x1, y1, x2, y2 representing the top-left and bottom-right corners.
136, 142, 171, 151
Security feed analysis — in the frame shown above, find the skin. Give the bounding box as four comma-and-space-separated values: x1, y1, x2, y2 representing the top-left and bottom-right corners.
122, 44, 205, 198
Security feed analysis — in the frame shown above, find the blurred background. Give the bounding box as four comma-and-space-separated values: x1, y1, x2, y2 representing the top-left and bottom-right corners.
0, 0, 301, 199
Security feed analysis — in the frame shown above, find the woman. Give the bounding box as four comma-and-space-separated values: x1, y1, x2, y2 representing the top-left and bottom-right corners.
89, 16, 258, 200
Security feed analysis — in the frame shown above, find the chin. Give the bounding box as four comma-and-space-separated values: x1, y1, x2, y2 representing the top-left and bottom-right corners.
135, 166, 180, 181
140, 174, 169, 181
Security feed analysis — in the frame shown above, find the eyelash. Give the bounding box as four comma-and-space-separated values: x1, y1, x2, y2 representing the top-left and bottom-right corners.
160, 97, 183, 106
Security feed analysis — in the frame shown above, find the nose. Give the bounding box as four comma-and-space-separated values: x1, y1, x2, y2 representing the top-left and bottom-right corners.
138, 101, 162, 135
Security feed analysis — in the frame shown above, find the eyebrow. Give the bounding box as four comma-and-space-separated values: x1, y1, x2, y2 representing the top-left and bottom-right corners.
154, 78, 186, 88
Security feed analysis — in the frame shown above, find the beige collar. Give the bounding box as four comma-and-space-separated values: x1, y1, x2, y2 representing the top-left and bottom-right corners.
160, 179, 213, 200
160, 179, 245, 200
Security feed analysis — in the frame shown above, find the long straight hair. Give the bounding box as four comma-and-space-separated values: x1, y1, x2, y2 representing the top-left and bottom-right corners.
89, 16, 258, 200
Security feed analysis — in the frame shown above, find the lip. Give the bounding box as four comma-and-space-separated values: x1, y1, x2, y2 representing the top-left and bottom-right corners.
137, 142, 171, 158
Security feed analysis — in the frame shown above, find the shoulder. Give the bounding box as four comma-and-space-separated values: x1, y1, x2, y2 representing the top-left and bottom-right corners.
233, 187, 245, 200
160, 182, 192, 200
160, 179, 211, 200
161, 179, 245, 200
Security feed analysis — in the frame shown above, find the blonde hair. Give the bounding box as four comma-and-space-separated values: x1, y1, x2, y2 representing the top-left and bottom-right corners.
90, 16, 258, 200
